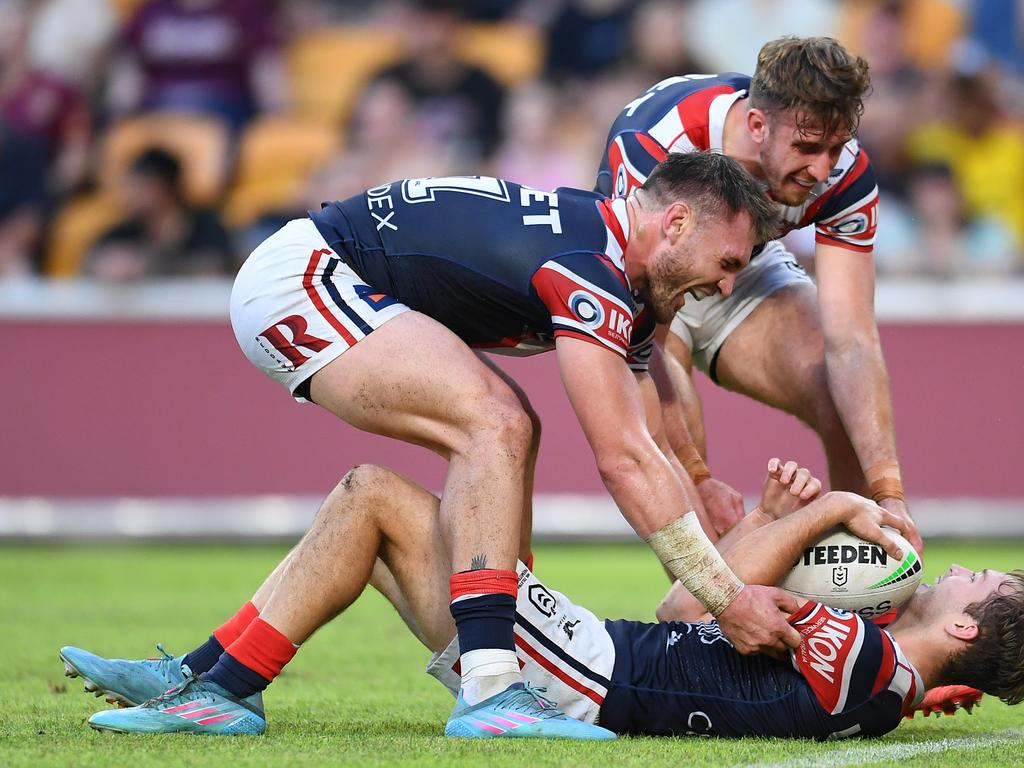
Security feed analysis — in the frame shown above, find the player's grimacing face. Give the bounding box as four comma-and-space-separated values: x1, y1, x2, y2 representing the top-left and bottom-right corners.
644, 211, 754, 324
759, 112, 850, 206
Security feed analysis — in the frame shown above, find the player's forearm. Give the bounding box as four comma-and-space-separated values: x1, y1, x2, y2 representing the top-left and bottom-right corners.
715, 506, 775, 559
596, 443, 700, 537
638, 369, 717, 539
824, 332, 903, 499
649, 344, 710, 480
598, 447, 743, 615
720, 493, 851, 586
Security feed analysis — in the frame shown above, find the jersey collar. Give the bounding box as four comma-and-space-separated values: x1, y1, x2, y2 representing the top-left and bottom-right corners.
598, 197, 631, 271
709, 90, 747, 153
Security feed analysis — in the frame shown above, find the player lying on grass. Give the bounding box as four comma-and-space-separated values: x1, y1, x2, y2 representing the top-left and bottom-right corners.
62, 460, 1024, 739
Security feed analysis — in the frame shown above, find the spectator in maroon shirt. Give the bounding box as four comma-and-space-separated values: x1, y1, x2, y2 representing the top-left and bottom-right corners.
109, 0, 288, 131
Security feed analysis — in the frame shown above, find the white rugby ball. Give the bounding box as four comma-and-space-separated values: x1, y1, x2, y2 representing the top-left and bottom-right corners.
780, 527, 921, 619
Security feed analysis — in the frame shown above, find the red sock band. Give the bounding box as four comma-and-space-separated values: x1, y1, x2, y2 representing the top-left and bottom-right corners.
224, 618, 297, 683
450, 568, 518, 603
525, 553, 534, 572
212, 601, 259, 648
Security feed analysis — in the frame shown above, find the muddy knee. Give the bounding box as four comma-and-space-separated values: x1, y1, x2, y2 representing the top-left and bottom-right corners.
324, 464, 403, 518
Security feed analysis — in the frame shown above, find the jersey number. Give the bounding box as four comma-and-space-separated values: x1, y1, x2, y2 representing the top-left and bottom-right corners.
401, 176, 562, 234
402, 176, 511, 204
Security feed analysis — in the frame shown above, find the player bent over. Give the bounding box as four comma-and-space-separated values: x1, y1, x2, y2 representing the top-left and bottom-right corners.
62, 462, 1022, 738
189, 152, 818, 738
599, 37, 922, 553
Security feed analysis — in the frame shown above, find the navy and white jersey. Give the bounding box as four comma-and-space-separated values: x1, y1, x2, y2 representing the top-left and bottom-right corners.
601, 601, 923, 740
596, 74, 880, 253
309, 176, 654, 368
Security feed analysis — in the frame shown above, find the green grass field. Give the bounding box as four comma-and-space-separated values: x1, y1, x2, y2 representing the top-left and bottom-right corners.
1, 540, 1022, 767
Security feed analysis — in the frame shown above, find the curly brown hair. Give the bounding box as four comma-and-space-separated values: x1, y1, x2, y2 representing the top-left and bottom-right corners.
939, 570, 1024, 705
749, 36, 871, 138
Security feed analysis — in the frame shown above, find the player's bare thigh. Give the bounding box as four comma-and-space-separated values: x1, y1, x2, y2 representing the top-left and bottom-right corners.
713, 283, 828, 424
308, 311, 534, 460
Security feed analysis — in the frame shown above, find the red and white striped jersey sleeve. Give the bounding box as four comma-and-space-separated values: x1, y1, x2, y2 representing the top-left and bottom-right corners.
808, 142, 880, 253
788, 601, 920, 716
531, 253, 639, 359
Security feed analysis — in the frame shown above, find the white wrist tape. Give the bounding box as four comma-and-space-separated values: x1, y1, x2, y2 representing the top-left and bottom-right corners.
646, 511, 744, 616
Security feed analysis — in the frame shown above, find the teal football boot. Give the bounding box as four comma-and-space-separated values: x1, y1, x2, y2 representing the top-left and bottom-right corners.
445, 683, 616, 739
60, 644, 190, 707
87, 677, 266, 735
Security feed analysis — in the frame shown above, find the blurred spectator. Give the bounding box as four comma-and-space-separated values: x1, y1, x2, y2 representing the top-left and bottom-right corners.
839, 0, 963, 72
970, 0, 1024, 77
627, 0, 707, 82
874, 163, 1019, 277
108, 0, 288, 131
0, 1, 101, 194
491, 82, 591, 189
1, 69, 92, 192
348, 79, 459, 182
0, 121, 48, 278
25, 0, 117, 92
365, 0, 507, 163
850, 1, 930, 195
87, 147, 234, 280
907, 70, 1024, 249
544, 0, 635, 81
685, 0, 838, 73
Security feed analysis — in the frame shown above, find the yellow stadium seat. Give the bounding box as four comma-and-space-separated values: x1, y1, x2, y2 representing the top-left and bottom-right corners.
456, 23, 543, 87
224, 115, 342, 227
98, 112, 232, 206
45, 192, 124, 277
287, 27, 403, 126
108, 0, 146, 21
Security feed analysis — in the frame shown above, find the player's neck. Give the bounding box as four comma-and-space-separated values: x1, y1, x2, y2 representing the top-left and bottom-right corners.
722, 100, 764, 180
887, 624, 943, 689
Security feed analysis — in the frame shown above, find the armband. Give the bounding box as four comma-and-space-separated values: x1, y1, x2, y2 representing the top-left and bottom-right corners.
645, 512, 743, 616
866, 459, 905, 503
676, 444, 712, 485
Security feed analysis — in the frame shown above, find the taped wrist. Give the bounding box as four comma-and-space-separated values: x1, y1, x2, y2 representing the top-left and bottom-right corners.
676, 444, 712, 485
866, 459, 905, 502
645, 512, 743, 616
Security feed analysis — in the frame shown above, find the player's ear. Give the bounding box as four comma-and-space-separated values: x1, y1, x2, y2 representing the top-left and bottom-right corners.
747, 108, 769, 144
662, 200, 692, 243
945, 616, 980, 643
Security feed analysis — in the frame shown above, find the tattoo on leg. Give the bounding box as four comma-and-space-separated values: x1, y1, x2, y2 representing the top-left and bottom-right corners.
470, 554, 488, 571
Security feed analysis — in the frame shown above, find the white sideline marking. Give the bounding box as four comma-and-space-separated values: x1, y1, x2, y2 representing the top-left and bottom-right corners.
3, 496, 1024, 538
745, 730, 1024, 768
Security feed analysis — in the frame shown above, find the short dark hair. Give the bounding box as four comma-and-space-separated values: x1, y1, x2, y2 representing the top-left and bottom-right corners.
940, 570, 1024, 705
130, 147, 182, 188
639, 151, 780, 245
749, 36, 871, 137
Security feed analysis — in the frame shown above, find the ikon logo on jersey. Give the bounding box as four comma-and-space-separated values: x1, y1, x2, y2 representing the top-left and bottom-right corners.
568, 290, 605, 329
834, 213, 869, 235
566, 289, 633, 346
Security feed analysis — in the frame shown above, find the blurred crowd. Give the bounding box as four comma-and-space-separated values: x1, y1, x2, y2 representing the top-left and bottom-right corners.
0, 0, 1022, 283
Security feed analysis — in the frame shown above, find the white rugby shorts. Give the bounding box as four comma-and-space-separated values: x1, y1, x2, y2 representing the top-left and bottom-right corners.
230, 218, 410, 402
669, 241, 814, 378
426, 561, 616, 725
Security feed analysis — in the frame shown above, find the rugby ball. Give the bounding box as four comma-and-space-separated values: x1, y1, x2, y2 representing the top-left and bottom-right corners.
780, 527, 921, 619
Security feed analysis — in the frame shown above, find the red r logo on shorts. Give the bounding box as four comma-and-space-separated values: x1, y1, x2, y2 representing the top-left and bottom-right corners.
259, 315, 331, 367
